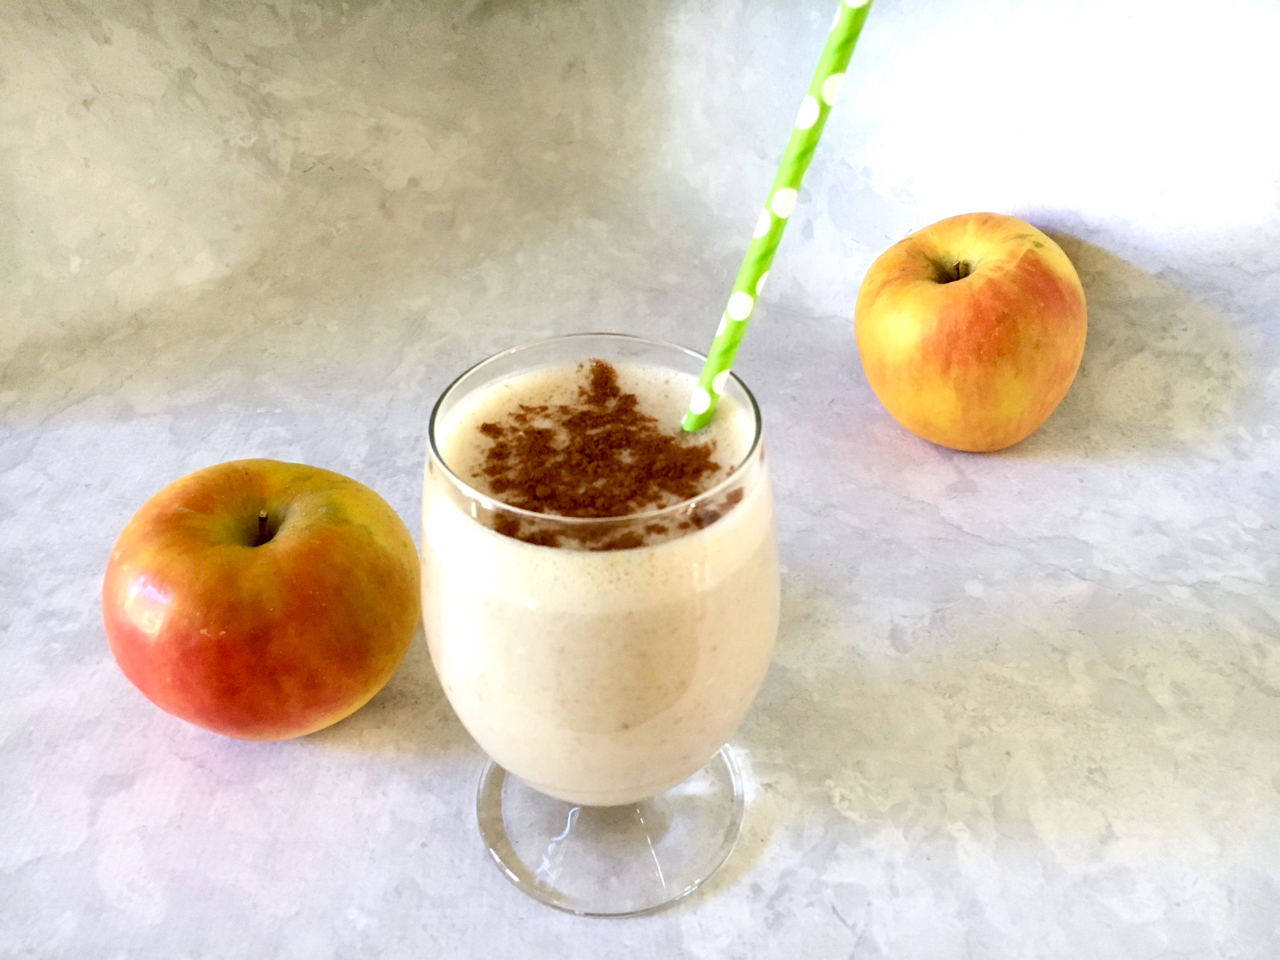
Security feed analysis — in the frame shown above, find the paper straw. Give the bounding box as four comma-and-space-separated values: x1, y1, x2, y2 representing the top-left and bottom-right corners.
682, 0, 873, 432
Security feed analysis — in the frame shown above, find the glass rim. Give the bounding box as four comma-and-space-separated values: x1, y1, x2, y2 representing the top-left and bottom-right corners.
426, 332, 764, 530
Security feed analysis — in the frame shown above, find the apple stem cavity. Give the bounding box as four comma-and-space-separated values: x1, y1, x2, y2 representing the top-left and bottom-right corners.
933, 259, 973, 284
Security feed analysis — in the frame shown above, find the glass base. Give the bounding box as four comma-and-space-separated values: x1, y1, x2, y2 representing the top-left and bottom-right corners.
476, 746, 745, 917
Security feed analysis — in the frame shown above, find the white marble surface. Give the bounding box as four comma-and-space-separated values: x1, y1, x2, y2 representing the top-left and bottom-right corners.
3, 0, 1279, 956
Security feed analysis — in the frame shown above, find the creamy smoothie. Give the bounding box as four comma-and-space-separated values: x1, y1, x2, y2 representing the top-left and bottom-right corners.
421, 349, 778, 807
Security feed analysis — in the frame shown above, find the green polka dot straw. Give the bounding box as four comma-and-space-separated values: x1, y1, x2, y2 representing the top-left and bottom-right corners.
683, 0, 873, 432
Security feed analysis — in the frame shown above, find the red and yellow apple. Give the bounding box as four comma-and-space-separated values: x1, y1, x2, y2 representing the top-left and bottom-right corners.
103, 459, 420, 740
854, 212, 1087, 452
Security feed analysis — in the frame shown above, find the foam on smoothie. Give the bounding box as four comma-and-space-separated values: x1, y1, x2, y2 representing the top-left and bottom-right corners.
435, 359, 756, 548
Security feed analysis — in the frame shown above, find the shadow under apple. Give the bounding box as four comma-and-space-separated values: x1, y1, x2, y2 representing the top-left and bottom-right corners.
1005, 234, 1250, 461
306, 629, 476, 758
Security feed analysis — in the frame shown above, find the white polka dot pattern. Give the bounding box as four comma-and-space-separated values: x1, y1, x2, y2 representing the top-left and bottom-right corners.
795, 96, 820, 130
726, 291, 755, 321
770, 188, 798, 218
687, 386, 711, 415
755, 271, 769, 296
753, 209, 772, 238
821, 73, 845, 106
711, 370, 730, 395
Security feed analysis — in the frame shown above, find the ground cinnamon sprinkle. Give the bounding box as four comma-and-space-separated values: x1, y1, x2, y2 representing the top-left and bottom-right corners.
472, 360, 723, 519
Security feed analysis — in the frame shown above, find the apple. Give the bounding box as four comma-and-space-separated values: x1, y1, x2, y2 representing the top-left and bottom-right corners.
854, 212, 1087, 452
103, 459, 420, 740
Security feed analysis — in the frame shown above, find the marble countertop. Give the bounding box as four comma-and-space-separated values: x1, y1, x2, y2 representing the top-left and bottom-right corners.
3, 1, 1279, 956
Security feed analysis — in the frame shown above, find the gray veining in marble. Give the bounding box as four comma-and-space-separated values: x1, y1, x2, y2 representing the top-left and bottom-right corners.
3, 0, 1279, 957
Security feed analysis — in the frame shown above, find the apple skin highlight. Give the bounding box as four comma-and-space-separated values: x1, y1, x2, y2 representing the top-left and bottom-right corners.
854, 212, 1087, 452
103, 459, 420, 740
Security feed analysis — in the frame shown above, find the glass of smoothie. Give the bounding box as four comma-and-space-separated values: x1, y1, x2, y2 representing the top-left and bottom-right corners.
421, 333, 779, 916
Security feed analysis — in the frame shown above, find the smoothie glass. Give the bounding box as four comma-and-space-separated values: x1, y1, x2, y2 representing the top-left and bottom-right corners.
421, 334, 779, 916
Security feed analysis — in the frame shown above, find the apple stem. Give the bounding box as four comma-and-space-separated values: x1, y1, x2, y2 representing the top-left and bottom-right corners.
933, 259, 972, 284
257, 510, 269, 546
